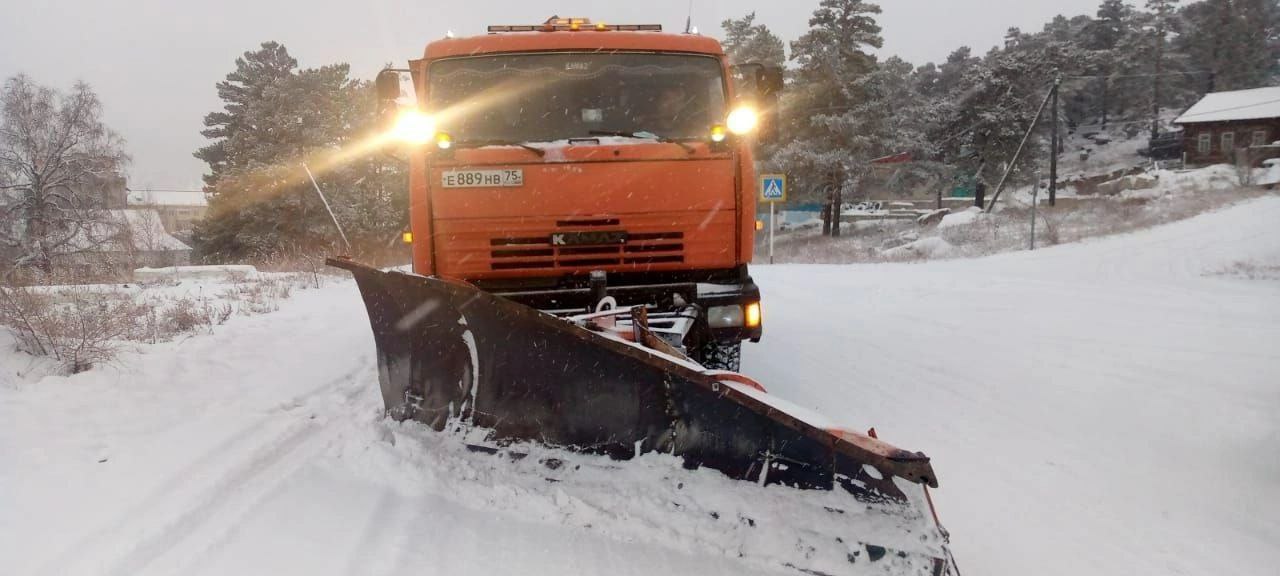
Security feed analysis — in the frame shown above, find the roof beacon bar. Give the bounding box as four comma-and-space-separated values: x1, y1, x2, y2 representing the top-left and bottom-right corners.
487, 17, 662, 34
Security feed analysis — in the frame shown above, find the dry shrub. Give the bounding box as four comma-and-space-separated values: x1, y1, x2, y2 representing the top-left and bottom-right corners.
162, 298, 207, 334
151, 298, 236, 339
0, 270, 307, 375
222, 274, 307, 315
0, 285, 144, 373
1208, 260, 1280, 280
1038, 212, 1062, 246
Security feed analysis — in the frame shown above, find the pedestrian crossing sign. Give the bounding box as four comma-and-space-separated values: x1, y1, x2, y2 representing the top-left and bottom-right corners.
760, 174, 786, 203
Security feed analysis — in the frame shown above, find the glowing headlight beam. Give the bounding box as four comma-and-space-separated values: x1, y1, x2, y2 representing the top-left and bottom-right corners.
726, 107, 758, 135
390, 109, 437, 144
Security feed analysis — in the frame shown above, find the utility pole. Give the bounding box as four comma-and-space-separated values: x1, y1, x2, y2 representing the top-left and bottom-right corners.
1049, 74, 1060, 207
973, 159, 987, 210
821, 183, 832, 236
1151, 20, 1164, 140
831, 166, 843, 238
1030, 171, 1040, 250
985, 82, 1055, 212
1100, 76, 1109, 128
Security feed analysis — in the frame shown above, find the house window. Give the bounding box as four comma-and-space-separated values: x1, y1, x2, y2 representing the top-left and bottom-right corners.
1198, 133, 1212, 154
1222, 131, 1235, 153
1253, 130, 1268, 146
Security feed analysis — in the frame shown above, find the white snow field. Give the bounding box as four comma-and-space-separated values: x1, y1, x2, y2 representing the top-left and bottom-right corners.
4, 197, 1280, 576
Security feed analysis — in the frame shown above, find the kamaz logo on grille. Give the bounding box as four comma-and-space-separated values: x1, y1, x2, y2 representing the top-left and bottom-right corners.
550, 231, 629, 246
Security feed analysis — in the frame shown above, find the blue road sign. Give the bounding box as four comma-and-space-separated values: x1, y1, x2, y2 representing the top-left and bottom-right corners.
760, 174, 786, 203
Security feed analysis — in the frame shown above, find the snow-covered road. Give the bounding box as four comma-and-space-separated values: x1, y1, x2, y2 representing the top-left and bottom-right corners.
4, 197, 1280, 575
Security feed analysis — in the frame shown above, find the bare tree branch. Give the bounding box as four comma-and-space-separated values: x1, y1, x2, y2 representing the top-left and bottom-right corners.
0, 75, 130, 275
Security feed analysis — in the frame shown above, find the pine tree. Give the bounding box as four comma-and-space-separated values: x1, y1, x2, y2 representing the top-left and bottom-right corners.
195, 42, 297, 188
1085, 0, 1134, 125
779, 0, 884, 234
191, 44, 406, 262
720, 12, 786, 66
1146, 0, 1180, 137
1180, 0, 1280, 91
1089, 0, 1132, 50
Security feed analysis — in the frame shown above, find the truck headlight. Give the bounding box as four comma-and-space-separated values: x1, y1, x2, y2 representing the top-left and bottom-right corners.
707, 304, 745, 328
745, 301, 761, 328
390, 109, 436, 144
710, 124, 728, 143
726, 106, 758, 135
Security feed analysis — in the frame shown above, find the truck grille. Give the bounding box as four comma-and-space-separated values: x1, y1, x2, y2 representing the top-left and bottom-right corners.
489, 231, 684, 271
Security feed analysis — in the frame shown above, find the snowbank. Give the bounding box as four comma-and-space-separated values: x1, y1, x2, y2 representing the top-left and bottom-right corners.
746, 197, 1280, 576
134, 264, 259, 282
6, 198, 1280, 576
881, 236, 955, 259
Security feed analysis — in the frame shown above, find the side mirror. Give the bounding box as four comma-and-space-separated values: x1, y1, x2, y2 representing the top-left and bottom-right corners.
729, 63, 784, 145
375, 69, 404, 113
755, 65, 783, 144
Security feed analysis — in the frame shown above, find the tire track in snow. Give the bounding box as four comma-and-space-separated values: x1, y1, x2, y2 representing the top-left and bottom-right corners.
162, 379, 375, 576
38, 357, 375, 576
106, 418, 329, 576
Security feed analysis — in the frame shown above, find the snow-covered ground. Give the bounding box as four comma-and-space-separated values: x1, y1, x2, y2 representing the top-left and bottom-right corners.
4, 198, 1280, 575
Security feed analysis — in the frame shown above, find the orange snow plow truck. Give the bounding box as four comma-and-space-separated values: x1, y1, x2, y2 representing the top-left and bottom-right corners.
328, 17, 953, 575
384, 17, 778, 370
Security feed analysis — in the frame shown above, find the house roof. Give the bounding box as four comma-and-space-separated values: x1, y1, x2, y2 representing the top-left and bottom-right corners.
59, 209, 191, 253
1174, 86, 1280, 124
127, 190, 208, 207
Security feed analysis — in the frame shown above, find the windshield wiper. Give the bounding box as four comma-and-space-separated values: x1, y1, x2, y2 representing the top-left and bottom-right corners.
588, 129, 652, 139
452, 139, 546, 157
586, 130, 696, 154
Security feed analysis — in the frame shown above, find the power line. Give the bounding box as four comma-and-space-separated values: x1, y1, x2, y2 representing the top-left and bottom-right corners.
1061, 96, 1280, 131
1063, 70, 1212, 80
1066, 117, 1177, 131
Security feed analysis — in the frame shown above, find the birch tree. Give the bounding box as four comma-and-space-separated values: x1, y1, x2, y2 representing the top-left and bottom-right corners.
0, 75, 129, 274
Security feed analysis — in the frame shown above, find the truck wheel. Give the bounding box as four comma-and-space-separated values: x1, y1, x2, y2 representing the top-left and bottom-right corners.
697, 340, 742, 372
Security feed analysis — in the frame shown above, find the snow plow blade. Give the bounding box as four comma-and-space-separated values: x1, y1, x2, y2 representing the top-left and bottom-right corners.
330, 258, 952, 574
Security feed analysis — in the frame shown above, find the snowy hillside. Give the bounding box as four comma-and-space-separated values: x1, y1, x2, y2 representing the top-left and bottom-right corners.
4, 198, 1280, 576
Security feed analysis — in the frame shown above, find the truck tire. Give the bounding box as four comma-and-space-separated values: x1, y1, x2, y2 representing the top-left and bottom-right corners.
697, 340, 742, 372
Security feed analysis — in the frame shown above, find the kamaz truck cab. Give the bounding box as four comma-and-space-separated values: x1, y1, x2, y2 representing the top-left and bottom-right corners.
377, 17, 782, 370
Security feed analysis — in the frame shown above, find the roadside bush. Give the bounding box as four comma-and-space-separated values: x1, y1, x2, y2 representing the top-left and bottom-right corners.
0, 285, 144, 373
225, 274, 303, 315
0, 271, 311, 375
159, 298, 232, 336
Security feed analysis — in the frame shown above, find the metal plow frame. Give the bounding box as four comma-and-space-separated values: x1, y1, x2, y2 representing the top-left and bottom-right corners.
330, 258, 952, 574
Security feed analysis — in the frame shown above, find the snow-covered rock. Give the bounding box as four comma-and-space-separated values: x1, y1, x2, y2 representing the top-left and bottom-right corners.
1097, 173, 1158, 196
937, 206, 984, 229
881, 236, 955, 259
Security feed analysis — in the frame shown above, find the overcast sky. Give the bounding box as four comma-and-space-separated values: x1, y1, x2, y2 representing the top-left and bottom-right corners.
0, 0, 1099, 190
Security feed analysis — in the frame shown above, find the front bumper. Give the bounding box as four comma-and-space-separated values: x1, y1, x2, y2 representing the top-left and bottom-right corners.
494, 275, 762, 343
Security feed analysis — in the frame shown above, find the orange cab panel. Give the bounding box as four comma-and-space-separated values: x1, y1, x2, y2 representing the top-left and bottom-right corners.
427, 157, 738, 279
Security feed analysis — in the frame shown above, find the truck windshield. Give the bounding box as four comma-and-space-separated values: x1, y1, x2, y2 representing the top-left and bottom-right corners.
428, 53, 726, 143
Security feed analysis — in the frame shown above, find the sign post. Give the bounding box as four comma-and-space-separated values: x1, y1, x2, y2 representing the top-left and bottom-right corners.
759, 174, 786, 264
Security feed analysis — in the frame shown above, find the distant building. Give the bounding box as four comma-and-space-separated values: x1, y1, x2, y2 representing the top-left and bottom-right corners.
1, 175, 196, 279
80, 172, 130, 209
51, 209, 192, 279
1174, 86, 1280, 166
126, 189, 208, 235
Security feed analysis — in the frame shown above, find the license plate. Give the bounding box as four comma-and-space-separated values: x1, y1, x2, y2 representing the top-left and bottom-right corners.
551, 231, 628, 246
441, 169, 523, 188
